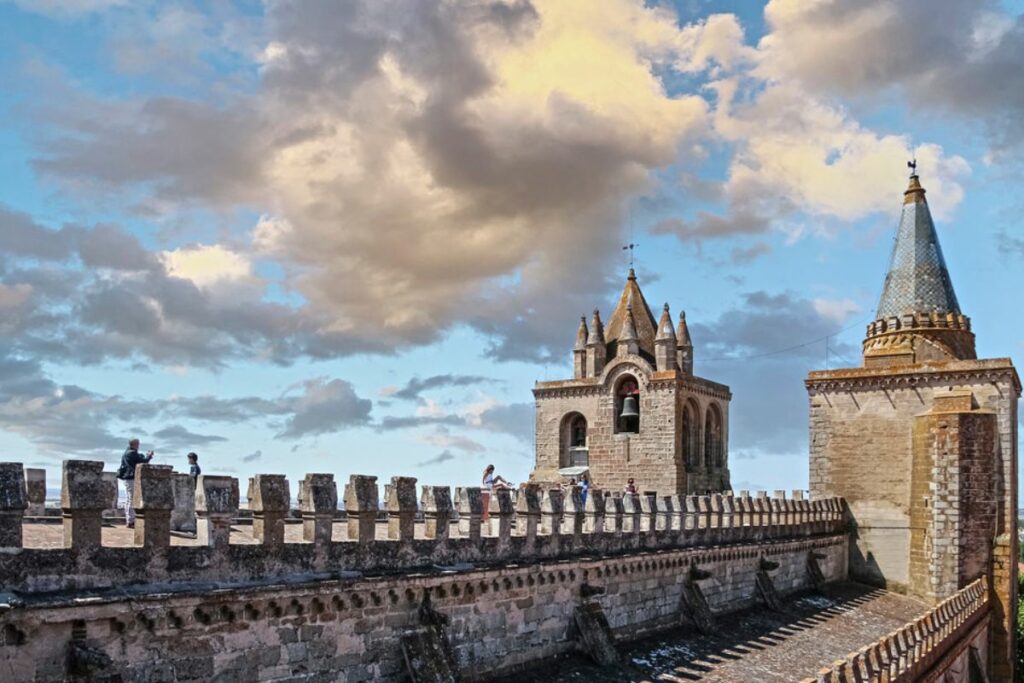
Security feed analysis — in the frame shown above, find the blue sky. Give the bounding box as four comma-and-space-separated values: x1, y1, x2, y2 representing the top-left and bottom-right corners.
0, 0, 1021, 495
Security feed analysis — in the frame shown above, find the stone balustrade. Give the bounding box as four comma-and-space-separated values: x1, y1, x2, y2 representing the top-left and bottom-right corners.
801, 577, 989, 683
0, 460, 846, 594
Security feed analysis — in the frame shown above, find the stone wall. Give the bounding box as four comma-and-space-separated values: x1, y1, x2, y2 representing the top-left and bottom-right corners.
806, 358, 1019, 679
0, 536, 846, 682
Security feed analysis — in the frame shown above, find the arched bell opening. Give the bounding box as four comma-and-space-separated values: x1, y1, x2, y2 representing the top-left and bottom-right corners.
560, 413, 589, 467
704, 403, 723, 469
613, 375, 640, 434
682, 398, 700, 470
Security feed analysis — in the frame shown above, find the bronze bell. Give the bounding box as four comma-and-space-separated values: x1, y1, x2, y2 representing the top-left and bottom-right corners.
620, 395, 639, 419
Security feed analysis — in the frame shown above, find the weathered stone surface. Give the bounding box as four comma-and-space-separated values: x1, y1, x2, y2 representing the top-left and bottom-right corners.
170, 473, 196, 533
299, 473, 336, 544
421, 485, 453, 540
386, 476, 417, 541
60, 459, 106, 550
195, 475, 239, 548
132, 464, 174, 548
0, 462, 27, 547
344, 475, 379, 543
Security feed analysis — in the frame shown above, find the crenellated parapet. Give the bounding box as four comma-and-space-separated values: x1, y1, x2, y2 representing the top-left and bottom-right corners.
1, 459, 846, 595
800, 577, 989, 683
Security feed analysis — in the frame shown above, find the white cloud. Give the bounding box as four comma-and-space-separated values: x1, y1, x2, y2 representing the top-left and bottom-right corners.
812, 297, 861, 324
161, 244, 255, 288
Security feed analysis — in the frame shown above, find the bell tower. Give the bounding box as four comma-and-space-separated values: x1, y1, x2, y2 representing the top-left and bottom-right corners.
806, 171, 1020, 679
531, 269, 732, 496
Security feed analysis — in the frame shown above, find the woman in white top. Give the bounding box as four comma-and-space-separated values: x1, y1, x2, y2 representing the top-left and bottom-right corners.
482, 464, 510, 491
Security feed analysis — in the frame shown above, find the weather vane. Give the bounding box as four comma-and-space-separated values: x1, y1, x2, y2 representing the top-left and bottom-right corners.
622, 242, 638, 269
907, 158, 917, 176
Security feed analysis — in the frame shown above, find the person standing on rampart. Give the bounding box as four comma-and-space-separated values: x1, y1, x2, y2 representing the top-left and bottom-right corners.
187, 452, 201, 486
117, 438, 153, 528
482, 464, 510, 522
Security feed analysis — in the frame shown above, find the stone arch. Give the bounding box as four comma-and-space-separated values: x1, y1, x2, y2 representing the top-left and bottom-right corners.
559, 412, 589, 467
704, 403, 723, 469
613, 373, 641, 434
682, 397, 701, 469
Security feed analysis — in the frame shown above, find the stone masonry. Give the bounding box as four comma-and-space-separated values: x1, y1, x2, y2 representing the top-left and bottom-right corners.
532, 269, 731, 496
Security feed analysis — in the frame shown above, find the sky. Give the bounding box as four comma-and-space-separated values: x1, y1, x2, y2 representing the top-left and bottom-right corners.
0, 0, 1021, 496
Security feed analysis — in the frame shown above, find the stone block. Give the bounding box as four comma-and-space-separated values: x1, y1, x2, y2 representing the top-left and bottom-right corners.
251, 474, 290, 547
0, 462, 27, 547
300, 473, 337, 544
455, 486, 483, 540
488, 488, 514, 541
515, 483, 541, 540
541, 488, 564, 536
61, 459, 106, 550
24, 467, 45, 516
170, 473, 197, 533
420, 485, 453, 540
386, 476, 417, 541
132, 464, 174, 548
195, 475, 239, 549
344, 475, 379, 543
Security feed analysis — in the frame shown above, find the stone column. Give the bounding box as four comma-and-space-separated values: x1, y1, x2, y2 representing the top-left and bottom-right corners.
251, 475, 290, 547
195, 475, 239, 549
61, 460, 107, 551
300, 473, 336, 545
421, 486, 452, 540
344, 475, 379, 543
133, 464, 174, 548
488, 488, 514, 542
24, 468, 45, 517
515, 484, 541, 543
386, 476, 418, 542
0, 463, 27, 548
170, 473, 197, 533
583, 488, 605, 534
541, 488, 564, 536
454, 487, 483, 541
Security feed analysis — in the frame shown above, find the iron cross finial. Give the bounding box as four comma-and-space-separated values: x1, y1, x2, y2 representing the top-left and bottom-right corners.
622, 242, 638, 269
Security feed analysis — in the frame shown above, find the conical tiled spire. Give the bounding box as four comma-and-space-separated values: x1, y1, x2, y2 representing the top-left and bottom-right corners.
574, 316, 588, 350
605, 269, 658, 361
676, 311, 693, 375
875, 174, 961, 319
863, 172, 975, 366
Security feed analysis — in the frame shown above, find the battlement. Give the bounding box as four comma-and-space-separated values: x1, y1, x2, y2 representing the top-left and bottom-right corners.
0, 460, 845, 594
802, 577, 989, 682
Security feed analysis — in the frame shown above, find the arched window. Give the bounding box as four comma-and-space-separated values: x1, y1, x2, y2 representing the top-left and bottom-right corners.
682, 399, 700, 469
704, 404, 722, 469
614, 375, 640, 434
561, 413, 589, 467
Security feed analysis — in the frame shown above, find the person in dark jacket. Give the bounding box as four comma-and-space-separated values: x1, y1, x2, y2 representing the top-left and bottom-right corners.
187, 452, 201, 484
118, 438, 153, 528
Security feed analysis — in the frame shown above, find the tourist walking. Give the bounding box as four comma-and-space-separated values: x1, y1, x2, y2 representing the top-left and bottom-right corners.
579, 472, 590, 507
117, 438, 153, 528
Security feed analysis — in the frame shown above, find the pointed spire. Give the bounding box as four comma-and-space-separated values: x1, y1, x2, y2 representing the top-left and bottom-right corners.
655, 303, 676, 342
876, 173, 961, 319
676, 311, 693, 347
620, 305, 638, 342
587, 309, 605, 346
862, 172, 975, 367
605, 269, 658, 360
574, 316, 588, 350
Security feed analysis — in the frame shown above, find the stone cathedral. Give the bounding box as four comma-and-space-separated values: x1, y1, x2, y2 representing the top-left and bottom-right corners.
0, 170, 1018, 682
530, 270, 732, 496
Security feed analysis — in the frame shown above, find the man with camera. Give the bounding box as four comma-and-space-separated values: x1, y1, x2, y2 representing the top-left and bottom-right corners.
117, 438, 153, 528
